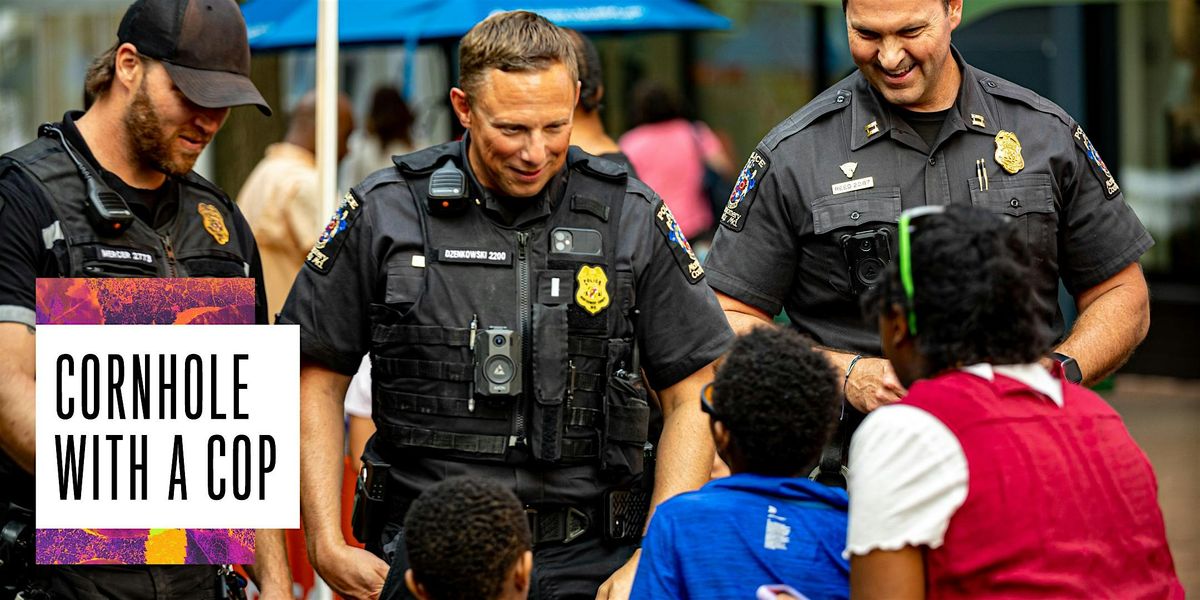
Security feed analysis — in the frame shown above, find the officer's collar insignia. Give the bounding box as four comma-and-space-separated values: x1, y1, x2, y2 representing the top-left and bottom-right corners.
971, 113, 986, 128
654, 200, 704, 284
575, 265, 610, 315
993, 130, 1025, 175
307, 192, 362, 272
1074, 126, 1120, 198
197, 203, 229, 245
839, 162, 858, 179
865, 121, 880, 137
721, 150, 769, 233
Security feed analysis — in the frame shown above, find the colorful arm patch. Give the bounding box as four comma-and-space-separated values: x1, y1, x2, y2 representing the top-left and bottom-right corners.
306, 191, 363, 273
652, 199, 704, 284
1073, 125, 1120, 199
720, 149, 771, 231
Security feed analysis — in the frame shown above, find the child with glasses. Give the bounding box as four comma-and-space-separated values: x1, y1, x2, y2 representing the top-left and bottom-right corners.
631, 327, 850, 600
848, 205, 1182, 599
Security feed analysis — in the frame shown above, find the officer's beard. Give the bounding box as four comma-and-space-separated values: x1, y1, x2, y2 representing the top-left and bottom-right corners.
123, 81, 201, 178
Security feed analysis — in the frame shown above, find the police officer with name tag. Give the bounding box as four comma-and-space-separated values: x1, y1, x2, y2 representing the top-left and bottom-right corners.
279, 11, 732, 600
705, 0, 1153, 483
0, 0, 291, 597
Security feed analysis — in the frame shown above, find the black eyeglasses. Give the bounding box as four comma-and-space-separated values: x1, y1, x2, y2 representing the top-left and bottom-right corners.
699, 382, 722, 422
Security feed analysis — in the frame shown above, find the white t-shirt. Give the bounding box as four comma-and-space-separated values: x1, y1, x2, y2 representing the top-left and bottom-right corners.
344, 354, 372, 418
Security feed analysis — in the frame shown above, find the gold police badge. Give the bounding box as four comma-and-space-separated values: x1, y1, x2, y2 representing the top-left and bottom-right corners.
994, 130, 1025, 175
197, 203, 229, 245
575, 265, 609, 315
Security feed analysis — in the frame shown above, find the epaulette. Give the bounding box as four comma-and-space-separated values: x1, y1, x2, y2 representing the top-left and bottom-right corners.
181, 170, 234, 210
761, 85, 853, 150
393, 141, 461, 175
568, 147, 627, 182
977, 74, 1073, 128
624, 177, 657, 204
353, 163, 406, 196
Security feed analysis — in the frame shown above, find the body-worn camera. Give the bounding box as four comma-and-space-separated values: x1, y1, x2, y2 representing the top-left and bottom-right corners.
476, 327, 521, 396
840, 228, 892, 295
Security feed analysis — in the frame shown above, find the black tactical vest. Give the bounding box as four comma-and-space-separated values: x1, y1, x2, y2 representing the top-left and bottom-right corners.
367, 144, 650, 476
0, 132, 252, 279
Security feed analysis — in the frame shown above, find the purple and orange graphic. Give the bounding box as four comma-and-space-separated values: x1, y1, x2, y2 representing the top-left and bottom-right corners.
35, 278, 256, 565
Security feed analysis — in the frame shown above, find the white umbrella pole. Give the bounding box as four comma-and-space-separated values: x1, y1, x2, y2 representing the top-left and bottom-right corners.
316, 0, 339, 220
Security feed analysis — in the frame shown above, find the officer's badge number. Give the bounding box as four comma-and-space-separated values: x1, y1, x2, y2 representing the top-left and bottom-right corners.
576, 265, 610, 315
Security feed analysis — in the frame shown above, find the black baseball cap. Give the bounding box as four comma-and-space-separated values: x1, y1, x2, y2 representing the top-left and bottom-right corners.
118, 0, 272, 116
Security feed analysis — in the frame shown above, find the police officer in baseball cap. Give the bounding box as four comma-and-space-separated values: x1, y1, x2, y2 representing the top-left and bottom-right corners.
0, 0, 289, 597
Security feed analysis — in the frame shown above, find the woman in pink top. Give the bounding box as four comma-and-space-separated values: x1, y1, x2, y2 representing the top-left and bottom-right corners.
619, 82, 734, 240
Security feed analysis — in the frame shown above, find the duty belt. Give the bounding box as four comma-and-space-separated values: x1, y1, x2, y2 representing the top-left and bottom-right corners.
385, 494, 597, 545
526, 505, 593, 545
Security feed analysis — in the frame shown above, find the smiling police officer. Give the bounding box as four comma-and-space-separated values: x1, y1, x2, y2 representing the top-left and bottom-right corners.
280, 11, 731, 600
705, 0, 1153, 477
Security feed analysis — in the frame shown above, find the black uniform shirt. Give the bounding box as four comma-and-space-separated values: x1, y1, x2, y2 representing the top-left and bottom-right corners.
280, 141, 732, 504
706, 48, 1152, 355
0, 112, 269, 327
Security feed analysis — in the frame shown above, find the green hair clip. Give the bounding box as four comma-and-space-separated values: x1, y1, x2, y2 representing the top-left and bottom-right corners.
897, 205, 947, 335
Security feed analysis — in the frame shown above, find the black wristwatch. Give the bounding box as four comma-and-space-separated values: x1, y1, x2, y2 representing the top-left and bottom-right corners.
1051, 352, 1083, 384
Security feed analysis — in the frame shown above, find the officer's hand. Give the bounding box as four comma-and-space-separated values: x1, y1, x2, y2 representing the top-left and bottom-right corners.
845, 357, 907, 413
595, 548, 641, 600
312, 543, 388, 600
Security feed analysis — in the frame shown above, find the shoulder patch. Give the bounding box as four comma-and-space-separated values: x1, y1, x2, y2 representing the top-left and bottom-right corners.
719, 149, 771, 232
1072, 125, 1120, 199
306, 191, 364, 273
652, 199, 704, 284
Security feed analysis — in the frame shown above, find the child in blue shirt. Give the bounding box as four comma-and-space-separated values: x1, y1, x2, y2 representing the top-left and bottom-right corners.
631, 327, 850, 600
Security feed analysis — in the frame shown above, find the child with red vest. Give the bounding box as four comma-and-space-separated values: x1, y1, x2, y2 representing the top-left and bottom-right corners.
847, 205, 1182, 599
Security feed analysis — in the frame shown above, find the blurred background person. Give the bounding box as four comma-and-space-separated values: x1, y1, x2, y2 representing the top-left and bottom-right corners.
619, 81, 735, 244
237, 89, 354, 321
564, 29, 636, 176
342, 85, 418, 187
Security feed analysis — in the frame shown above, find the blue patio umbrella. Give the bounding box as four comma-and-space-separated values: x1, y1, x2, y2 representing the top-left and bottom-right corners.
242, 0, 731, 51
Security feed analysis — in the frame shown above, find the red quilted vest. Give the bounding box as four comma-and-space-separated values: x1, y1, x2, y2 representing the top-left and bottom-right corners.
903, 370, 1183, 599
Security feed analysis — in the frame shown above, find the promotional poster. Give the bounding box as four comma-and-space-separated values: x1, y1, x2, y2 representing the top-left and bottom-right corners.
34, 279, 298, 565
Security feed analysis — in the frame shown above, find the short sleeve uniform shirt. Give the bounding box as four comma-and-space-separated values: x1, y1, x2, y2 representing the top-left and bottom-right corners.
706, 48, 1152, 355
